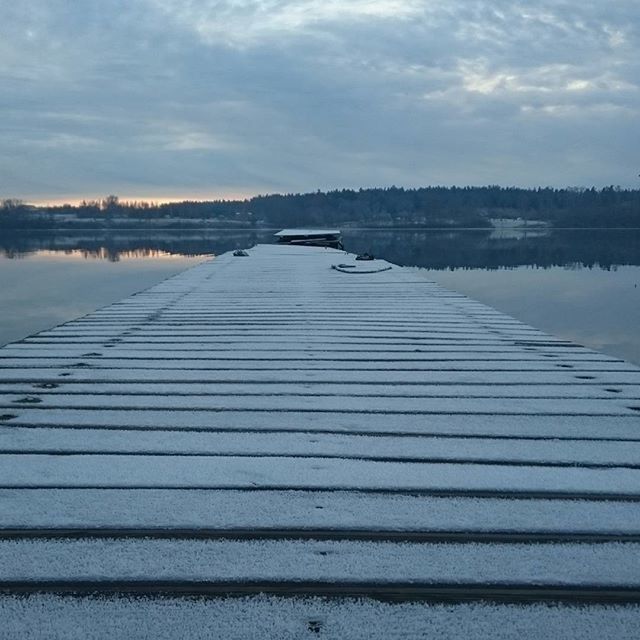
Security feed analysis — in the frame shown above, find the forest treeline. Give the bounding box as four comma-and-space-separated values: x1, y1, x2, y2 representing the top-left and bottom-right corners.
1, 186, 639, 229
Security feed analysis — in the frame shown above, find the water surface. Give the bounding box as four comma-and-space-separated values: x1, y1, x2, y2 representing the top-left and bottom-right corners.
0, 249, 208, 347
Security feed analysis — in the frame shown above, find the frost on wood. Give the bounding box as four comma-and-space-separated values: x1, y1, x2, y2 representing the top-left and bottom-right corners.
1, 595, 640, 640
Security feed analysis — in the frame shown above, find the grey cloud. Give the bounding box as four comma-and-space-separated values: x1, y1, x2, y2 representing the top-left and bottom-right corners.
0, 0, 638, 201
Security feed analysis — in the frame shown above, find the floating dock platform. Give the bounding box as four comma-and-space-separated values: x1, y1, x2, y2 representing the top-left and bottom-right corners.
1, 244, 640, 638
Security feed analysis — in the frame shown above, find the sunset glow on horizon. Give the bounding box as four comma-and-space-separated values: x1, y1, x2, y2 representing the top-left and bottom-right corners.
26, 190, 260, 207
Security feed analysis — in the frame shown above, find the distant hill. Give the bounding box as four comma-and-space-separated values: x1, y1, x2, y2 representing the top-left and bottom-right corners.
2, 186, 639, 230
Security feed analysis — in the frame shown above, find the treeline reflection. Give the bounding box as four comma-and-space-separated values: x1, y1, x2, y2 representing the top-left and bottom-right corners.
1, 229, 639, 269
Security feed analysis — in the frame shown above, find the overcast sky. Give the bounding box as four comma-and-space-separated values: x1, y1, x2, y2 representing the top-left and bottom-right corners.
1, 1, 639, 203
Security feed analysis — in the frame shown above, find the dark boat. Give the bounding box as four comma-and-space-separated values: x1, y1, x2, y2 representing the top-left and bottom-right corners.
274, 228, 343, 249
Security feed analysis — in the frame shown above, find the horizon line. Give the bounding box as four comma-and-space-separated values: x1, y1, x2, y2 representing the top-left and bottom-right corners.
18, 183, 640, 207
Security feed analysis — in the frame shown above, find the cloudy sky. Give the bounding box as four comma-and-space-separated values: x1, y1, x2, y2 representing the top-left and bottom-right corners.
1, 1, 639, 203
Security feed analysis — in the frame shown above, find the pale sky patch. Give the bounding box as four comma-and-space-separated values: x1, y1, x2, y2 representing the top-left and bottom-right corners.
148, 0, 425, 46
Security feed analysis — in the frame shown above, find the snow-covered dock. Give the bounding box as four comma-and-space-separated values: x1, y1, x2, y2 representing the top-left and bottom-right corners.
1, 243, 640, 638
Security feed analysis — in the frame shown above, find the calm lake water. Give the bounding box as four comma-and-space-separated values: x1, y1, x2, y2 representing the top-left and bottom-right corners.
1, 228, 639, 365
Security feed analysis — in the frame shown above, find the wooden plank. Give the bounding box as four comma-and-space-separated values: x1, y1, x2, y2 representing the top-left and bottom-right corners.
1, 368, 638, 384
1, 393, 636, 415
1, 489, 639, 536
1, 454, 640, 496
4, 427, 640, 466
1, 382, 638, 400
3, 349, 613, 361
1, 538, 640, 588
4, 409, 640, 440
1, 357, 635, 371
2, 593, 638, 639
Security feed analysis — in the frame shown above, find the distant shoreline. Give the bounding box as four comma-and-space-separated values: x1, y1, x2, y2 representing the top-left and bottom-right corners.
3, 186, 639, 230
2, 226, 640, 233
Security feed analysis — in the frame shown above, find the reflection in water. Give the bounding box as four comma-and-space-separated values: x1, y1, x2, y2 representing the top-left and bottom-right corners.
341, 228, 640, 270
0, 251, 206, 347
0, 248, 211, 262
0, 230, 272, 261
1, 228, 638, 269
488, 227, 550, 240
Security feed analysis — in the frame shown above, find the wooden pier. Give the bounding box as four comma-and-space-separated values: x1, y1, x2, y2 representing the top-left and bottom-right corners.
1, 243, 640, 637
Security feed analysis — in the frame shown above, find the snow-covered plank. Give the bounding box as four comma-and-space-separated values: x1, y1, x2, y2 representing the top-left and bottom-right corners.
1, 594, 638, 640
1, 348, 615, 363
28, 332, 559, 342
3, 427, 640, 467
1, 382, 638, 400
4, 410, 639, 440
1, 368, 638, 385
42, 308, 539, 318
1, 538, 640, 587
1, 454, 640, 496
2, 358, 635, 371
2, 489, 640, 536
36, 325, 552, 336
1, 393, 636, 415
14, 342, 586, 353
40, 306, 529, 316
